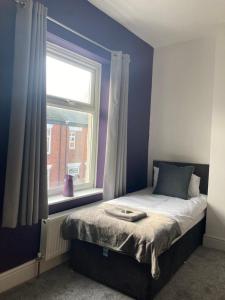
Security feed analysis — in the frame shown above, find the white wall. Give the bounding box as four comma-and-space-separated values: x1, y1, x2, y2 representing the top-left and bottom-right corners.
204, 30, 225, 251
148, 38, 215, 184
148, 34, 225, 251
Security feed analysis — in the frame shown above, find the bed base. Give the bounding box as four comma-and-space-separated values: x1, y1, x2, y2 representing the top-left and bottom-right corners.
70, 217, 205, 300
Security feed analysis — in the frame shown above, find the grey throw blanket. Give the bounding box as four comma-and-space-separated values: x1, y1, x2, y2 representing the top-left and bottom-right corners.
62, 203, 181, 279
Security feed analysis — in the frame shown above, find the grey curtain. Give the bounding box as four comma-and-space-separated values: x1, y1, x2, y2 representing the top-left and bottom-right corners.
2, 0, 48, 228
103, 52, 130, 200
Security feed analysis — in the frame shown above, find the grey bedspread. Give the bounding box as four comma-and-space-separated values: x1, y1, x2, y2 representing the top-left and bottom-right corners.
62, 203, 181, 279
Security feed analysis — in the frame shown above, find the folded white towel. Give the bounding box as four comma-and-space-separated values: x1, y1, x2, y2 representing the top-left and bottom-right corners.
104, 205, 147, 222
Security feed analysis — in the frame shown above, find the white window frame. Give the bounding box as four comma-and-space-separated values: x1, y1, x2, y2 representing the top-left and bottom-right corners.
68, 126, 82, 150
47, 124, 52, 155
69, 130, 76, 150
47, 164, 52, 189
46, 42, 101, 192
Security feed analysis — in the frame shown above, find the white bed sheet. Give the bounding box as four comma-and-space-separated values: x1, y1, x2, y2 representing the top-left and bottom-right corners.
107, 188, 207, 235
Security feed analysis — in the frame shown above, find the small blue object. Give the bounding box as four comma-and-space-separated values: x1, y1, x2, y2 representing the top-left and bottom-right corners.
103, 247, 109, 257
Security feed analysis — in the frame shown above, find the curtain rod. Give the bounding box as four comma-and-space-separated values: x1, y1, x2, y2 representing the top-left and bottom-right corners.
12, 0, 113, 54
47, 16, 113, 54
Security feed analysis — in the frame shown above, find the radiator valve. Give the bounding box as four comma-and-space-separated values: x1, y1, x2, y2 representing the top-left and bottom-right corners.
37, 252, 43, 261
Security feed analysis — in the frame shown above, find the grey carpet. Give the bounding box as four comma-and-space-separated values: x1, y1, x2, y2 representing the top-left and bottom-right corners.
1, 247, 225, 300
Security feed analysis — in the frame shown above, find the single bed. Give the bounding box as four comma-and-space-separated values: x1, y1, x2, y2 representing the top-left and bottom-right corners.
67, 161, 209, 300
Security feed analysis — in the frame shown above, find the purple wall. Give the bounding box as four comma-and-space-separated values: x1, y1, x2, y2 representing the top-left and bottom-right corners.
43, 0, 154, 192
0, 0, 153, 273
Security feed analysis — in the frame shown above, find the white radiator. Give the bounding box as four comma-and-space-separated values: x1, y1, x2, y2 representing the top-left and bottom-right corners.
40, 210, 73, 261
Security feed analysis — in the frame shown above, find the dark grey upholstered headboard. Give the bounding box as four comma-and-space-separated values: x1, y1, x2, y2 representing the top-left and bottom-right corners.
153, 160, 209, 195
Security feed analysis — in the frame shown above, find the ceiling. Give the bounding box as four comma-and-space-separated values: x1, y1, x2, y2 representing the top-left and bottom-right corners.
89, 0, 225, 47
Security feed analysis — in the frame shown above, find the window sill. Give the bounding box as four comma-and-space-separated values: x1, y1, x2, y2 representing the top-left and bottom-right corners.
48, 188, 103, 205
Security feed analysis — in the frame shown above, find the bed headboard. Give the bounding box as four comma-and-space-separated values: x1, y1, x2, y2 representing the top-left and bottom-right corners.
153, 160, 209, 195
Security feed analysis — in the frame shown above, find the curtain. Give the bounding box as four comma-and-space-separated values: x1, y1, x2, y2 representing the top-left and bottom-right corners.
103, 52, 130, 200
2, 0, 48, 228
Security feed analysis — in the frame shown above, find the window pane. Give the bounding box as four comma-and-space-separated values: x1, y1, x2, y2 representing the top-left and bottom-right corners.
47, 106, 93, 194
46, 55, 92, 104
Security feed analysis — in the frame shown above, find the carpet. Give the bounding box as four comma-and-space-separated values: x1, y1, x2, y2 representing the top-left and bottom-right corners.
1, 247, 225, 300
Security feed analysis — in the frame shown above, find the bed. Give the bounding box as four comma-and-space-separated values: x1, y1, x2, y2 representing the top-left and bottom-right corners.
65, 161, 209, 300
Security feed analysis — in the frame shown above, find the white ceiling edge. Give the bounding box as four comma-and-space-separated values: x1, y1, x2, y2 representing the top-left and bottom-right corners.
89, 0, 225, 48
88, 0, 155, 47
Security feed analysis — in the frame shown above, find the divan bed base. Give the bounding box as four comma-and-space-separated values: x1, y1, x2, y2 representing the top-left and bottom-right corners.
70, 217, 206, 300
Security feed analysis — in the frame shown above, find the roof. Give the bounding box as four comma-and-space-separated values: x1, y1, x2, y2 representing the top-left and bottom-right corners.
47, 106, 88, 127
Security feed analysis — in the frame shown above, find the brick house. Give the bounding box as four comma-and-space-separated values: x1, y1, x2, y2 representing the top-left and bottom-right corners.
47, 106, 88, 193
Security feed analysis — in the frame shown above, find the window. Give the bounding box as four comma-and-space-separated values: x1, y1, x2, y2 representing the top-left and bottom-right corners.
68, 126, 81, 150
47, 54, 92, 104
47, 124, 52, 155
69, 131, 76, 150
46, 43, 101, 196
67, 162, 81, 178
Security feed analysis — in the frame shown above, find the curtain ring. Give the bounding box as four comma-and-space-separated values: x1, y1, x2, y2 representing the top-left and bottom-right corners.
14, 0, 28, 8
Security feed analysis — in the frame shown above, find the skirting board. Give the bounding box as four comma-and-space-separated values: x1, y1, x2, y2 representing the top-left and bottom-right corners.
203, 234, 225, 251
0, 253, 69, 295
0, 260, 38, 294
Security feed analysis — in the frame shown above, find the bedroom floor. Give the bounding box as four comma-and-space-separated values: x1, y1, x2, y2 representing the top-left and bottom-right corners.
1, 247, 225, 300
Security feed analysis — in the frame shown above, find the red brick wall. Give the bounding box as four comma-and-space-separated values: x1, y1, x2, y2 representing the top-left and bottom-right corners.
47, 124, 88, 191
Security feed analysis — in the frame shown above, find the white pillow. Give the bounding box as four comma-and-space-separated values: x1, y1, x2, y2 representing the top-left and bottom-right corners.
153, 166, 159, 190
153, 166, 200, 198
188, 174, 201, 198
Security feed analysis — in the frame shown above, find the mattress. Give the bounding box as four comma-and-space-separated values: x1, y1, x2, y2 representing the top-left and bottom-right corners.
107, 187, 207, 237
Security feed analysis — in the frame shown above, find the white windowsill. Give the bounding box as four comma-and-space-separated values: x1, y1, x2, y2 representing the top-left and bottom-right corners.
48, 188, 103, 205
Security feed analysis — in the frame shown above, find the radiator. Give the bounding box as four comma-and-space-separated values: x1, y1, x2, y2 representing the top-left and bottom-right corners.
40, 210, 72, 261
